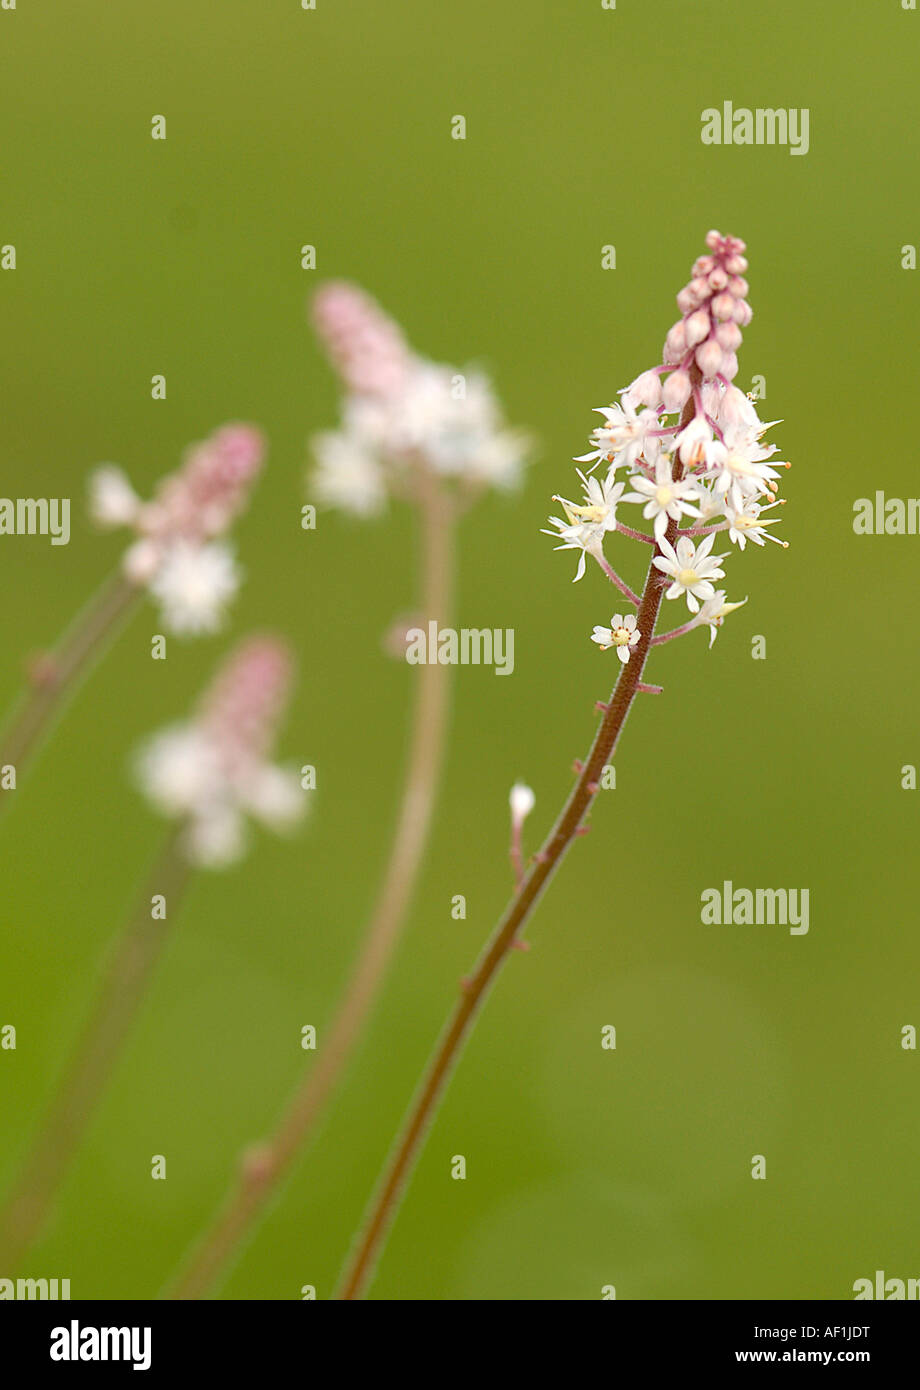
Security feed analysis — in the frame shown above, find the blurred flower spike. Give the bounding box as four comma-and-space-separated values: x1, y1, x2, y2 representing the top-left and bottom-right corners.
309, 282, 530, 515
137, 635, 304, 868
89, 423, 266, 635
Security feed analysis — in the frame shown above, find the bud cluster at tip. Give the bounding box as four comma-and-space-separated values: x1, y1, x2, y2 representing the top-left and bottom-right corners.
312, 282, 413, 400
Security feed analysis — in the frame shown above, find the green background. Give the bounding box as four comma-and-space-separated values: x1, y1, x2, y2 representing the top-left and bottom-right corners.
1, 0, 918, 1300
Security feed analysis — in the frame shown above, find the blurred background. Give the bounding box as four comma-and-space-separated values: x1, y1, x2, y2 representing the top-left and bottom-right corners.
1, 0, 918, 1300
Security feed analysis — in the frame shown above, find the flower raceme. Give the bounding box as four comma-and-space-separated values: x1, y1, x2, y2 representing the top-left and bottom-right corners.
544, 230, 788, 653
137, 636, 304, 867
309, 282, 529, 513
89, 424, 265, 635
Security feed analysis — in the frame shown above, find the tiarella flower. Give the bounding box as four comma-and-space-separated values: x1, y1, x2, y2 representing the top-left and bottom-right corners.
725, 498, 787, 549
590, 612, 641, 663
674, 415, 719, 471
310, 283, 528, 512
653, 533, 727, 613
575, 400, 658, 473
137, 636, 304, 868
146, 540, 240, 636
705, 426, 786, 512
543, 475, 628, 581
509, 782, 536, 822
695, 591, 749, 647
311, 429, 388, 517
89, 423, 265, 636
625, 455, 700, 540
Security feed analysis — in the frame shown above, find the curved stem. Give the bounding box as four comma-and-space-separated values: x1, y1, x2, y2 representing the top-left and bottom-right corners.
164, 474, 455, 1300
0, 570, 139, 817
593, 552, 640, 607
335, 384, 700, 1301
0, 830, 190, 1271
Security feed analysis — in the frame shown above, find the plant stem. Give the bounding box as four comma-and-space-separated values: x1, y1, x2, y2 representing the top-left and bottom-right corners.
0, 830, 191, 1271
163, 473, 455, 1300
594, 552, 641, 607
0, 571, 139, 817
335, 384, 699, 1301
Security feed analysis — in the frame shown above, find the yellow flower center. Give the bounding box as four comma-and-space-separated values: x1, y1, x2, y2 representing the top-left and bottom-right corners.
677, 567, 698, 587
612, 625, 632, 646
655, 486, 673, 507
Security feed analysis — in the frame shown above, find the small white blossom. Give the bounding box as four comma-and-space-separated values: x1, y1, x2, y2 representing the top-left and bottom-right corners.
625, 455, 700, 540
509, 782, 536, 821
695, 591, 749, 647
89, 467, 142, 528
575, 400, 658, 473
312, 429, 388, 517
653, 533, 726, 613
543, 474, 628, 581
147, 541, 240, 636
725, 498, 786, 549
591, 612, 641, 663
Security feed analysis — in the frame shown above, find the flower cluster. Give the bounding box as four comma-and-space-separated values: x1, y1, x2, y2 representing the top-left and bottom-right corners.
309, 282, 529, 514
137, 636, 304, 867
544, 231, 788, 659
89, 423, 265, 635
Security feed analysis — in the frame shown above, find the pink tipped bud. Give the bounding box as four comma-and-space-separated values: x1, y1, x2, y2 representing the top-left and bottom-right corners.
684, 309, 711, 348
712, 292, 736, 322
715, 321, 742, 352
663, 322, 688, 364
662, 369, 692, 411
733, 299, 753, 327
695, 339, 723, 379
693, 256, 715, 277
728, 275, 749, 299
725, 255, 748, 275
627, 370, 663, 408
707, 267, 729, 292
676, 287, 697, 315
689, 276, 710, 301
312, 281, 412, 398
200, 635, 294, 769
152, 423, 266, 543
719, 351, 739, 381
705, 229, 722, 250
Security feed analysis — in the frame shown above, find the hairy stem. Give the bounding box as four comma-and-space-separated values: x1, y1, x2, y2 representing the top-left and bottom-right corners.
335, 383, 699, 1300
163, 474, 455, 1300
0, 571, 139, 817
0, 831, 190, 1270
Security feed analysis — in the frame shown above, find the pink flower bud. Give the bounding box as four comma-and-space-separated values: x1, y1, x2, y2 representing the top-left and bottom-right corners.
708, 267, 729, 292
715, 321, 742, 351
689, 276, 710, 301
695, 339, 723, 378
663, 322, 687, 364
662, 369, 692, 411
725, 255, 748, 275
200, 635, 294, 770
728, 275, 749, 299
684, 309, 711, 348
627, 370, 663, 408
705, 229, 721, 250
676, 287, 697, 315
720, 351, 739, 381
712, 292, 736, 322
732, 299, 753, 327
693, 256, 715, 277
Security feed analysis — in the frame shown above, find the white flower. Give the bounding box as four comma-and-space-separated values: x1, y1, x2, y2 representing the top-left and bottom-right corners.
695, 591, 749, 647
674, 415, 719, 470
89, 466, 142, 527
625, 455, 700, 540
591, 611, 641, 663
543, 474, 628, 581
148, 540, 240, 635
704, 427, 784, 512
575, 399, 657, 473
653, 533, 726, 613
725, 498, 786, 549
311, 429, 388, 517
